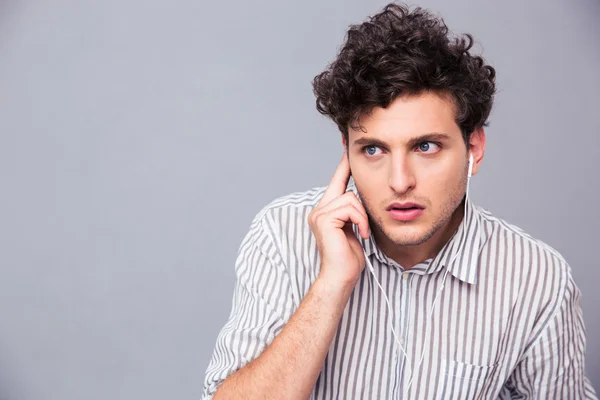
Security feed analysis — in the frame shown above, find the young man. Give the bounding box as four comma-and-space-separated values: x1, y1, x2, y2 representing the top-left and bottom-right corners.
202, 3, 597, 399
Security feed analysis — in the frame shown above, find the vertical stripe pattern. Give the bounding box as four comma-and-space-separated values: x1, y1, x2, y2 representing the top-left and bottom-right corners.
202, 179, 597, 399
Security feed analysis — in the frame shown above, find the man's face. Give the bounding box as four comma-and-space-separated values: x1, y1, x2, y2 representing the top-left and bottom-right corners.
347, 91, 471, 249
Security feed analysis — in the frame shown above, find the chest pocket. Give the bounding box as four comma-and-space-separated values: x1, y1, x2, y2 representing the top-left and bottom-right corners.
436, 358, 497, 400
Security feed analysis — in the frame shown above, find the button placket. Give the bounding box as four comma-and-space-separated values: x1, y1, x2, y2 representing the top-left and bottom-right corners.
397, 270, 412, 397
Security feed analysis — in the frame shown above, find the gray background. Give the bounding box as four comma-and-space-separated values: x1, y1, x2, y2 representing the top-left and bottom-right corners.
0, 0, 598, 398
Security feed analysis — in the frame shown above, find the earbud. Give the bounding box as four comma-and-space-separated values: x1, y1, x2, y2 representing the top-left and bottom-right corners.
468, 153, 474, 179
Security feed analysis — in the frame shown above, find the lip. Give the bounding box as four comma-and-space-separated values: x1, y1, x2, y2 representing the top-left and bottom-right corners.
386, 202, 425, 222
388, 207, 424, 221
386, 202, 424, 211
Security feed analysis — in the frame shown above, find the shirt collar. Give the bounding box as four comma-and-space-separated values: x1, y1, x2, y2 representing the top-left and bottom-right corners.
346, 177, 482, 285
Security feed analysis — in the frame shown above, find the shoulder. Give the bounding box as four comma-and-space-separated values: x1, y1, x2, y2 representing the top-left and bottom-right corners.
238, 186, 332, 301
241, 186, 327, 260
253, 185, 328, 224
475, 205, 572, 313
477, 205, 568, 265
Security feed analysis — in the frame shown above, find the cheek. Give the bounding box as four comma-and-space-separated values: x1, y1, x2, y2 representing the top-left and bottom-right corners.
351, 164, 385, 187
350, 157, 386, 179
420, 167, 466, 204
421, 169, 457, 187
419, 156, 464, 181
351, 168, 388, 202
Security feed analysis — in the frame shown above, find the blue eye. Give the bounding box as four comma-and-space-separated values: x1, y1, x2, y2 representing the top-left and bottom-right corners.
418, 142, 440, 153
364, 145, 383, 156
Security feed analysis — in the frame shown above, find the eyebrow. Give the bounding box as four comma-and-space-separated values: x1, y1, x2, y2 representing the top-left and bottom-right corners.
352, 132, 452, 149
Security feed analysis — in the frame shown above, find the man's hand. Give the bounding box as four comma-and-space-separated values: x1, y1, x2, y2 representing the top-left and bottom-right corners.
308, 151, 370, 289
213, 152, 370, 400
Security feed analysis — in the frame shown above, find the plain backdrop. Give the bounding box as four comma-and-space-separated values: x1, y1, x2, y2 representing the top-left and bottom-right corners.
0, 0, 598, 399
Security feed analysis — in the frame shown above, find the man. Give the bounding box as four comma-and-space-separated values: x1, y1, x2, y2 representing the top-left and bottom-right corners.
202, 3, 597, 399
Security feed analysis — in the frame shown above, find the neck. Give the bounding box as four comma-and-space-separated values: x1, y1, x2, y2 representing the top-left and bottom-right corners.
374, 198, 466, 270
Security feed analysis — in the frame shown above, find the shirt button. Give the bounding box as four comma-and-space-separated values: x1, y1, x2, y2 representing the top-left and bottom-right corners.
399, 337, 405, 346
402, 272, 409, 280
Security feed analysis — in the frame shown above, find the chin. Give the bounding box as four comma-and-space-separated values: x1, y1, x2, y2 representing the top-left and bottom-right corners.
389, 234, 431, 247
384, 225, 432, 246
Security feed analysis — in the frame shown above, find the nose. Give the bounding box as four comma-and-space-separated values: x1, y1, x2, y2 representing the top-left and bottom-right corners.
388, 156, 416, 194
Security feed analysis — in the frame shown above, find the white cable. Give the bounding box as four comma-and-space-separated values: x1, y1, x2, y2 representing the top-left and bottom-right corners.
364, 255, 413, 378
364, 153, 473, 394
404, 252, 453, 392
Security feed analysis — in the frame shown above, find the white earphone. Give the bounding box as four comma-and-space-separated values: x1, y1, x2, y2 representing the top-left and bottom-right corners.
466, 152, 474, 191
468, 153, 474, 177
363, 152, 474, 394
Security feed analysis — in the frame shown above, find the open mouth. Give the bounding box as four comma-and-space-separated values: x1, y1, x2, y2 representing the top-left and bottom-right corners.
387, 203, 424, 221
387, 203, 424, 211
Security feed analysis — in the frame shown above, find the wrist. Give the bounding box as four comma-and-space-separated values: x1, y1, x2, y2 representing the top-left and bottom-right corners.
314, 271, 357, 300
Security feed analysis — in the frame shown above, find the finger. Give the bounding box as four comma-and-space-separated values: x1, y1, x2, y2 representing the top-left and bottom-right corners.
318, 151, 351, 207
317, 192, 368, 223
318, 203, 370, 240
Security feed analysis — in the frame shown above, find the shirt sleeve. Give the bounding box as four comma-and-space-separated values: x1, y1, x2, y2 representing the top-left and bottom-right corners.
201, 216, 293, 399
503, 270, 598, 399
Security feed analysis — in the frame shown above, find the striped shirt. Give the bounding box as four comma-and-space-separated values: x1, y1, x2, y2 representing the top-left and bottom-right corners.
202, 178, 597, 399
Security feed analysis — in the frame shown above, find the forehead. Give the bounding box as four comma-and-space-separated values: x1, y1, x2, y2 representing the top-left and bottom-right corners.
350, 92, 461, 140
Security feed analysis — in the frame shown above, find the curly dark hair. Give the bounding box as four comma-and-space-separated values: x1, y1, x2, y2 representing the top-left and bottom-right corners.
312, 3, 496, 144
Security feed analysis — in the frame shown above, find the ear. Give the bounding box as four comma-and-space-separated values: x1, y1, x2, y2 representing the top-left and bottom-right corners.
468, 128, 486, 176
